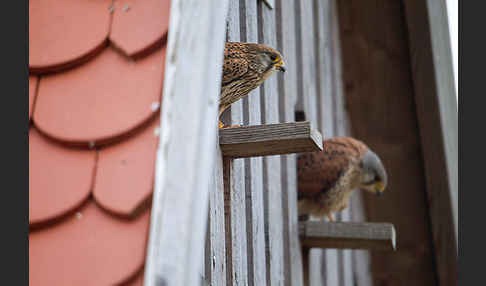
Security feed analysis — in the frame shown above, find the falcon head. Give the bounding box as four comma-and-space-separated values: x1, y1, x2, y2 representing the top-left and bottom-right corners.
248, 43, 286, 76
358, 150, 388, 196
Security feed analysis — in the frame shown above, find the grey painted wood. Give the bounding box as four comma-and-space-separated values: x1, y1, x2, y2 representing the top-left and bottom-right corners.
276, 0, 303, 285
143, 1, 229, 285
239, 0, 267, 285
219, 122, 322, 158
296, 0, 318, 125
225, 2, 249, 285
402, 1, 458, 285
259, 2, 284, 284
300, 222, 396, 251
206, 146, 227, 286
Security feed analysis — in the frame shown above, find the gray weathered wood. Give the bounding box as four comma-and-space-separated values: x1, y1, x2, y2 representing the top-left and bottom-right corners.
402, 1, 458, 286
276, 0, 303, 285
259, 1, 284, 284
206, 145, 227, 286
295, 0, 318, 125
299, 222, 396, 251
143, 0, 229, 285
239, 0, 267, 284
219, 122, 322, 158
225, 2, 249, 285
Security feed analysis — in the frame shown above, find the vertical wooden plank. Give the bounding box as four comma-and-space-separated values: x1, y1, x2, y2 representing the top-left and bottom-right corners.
225, 2, 248, 285
258, 2, 284, 285
402, 1, 458, 286
276, 0, 303, 285
239, 0, 267, 285
296, 0, 318, 126
206, 145, 227, 286
143, 0, 229, 285
336, 1, 438, 285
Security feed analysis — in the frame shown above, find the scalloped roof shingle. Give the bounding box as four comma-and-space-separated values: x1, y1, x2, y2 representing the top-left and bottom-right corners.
29, 1, 171, 284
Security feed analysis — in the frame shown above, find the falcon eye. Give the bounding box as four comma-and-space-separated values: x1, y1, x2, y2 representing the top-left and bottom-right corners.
270, 54, 279, 62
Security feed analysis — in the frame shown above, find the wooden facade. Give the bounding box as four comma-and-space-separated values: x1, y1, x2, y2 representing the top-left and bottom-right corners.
145, 0, 457, 285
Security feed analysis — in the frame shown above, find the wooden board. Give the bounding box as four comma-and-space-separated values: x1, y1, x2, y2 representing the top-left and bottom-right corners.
219, 122, 322, 158
402, 1, 458, 286
224, 2, 249, 285
239, 0, 267, 285
143, 1, 229, 285
299, 222, 396, 251
276, 0, 304, 285
258, 1, 285, 284
205, 145, 227, 286
336, 1, 439, 285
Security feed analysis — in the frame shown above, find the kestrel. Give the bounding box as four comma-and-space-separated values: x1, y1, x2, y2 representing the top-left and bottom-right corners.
219, 42, 286, 128
297, 137, 388, 222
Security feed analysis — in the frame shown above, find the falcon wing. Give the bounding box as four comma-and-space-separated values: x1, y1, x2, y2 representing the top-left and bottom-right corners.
297, 137, 364, 199
222, 58, 249, 86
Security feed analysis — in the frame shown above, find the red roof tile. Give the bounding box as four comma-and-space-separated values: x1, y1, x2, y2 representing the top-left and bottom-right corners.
29, 0, 111, 74
29, 76, 38, 119
29, 0, 171, 284
29, 127, 96, 226
94, 117, 160, 217
33, 46, 166, 146
110, 0, 171, 58
29, 200, 151, 286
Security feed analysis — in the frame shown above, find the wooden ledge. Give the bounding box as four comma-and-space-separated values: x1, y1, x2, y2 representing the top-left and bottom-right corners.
219, 121, 323, 158
299, 221, 396, 251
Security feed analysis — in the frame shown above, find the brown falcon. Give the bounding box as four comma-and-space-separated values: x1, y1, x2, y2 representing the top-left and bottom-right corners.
219, 42, 286, 128
297, 137, 388, 222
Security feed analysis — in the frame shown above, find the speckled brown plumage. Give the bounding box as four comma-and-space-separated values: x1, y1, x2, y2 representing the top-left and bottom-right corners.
219, 42, 285, 120
297, 137, 388, 221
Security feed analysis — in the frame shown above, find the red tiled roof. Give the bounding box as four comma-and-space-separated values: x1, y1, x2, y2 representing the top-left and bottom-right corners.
29, 1, 171, 285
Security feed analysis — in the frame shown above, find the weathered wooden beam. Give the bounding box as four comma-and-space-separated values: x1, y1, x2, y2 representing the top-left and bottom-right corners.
143, 0, 229, 285
299, 221, 396, 251
219, 121, 322, 158
402, 1, 458, 286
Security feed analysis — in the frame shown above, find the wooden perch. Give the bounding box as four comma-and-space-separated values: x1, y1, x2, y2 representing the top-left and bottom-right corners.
219, 121, 323, 158
299, 221, 396, 251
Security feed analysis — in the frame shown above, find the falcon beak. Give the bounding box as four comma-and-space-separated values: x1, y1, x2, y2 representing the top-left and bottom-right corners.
375, 181, 386, 196
275, 60, 286, 72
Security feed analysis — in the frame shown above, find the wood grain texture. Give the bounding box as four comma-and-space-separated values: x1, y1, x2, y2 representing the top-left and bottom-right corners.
258, 1, 285, 285
219, 122, 322, 158
336, 0, 439, 285
239, 0, 267, 285
143, 1, 229, 285
276, 0, 304, 285
299, 222, 396, 251
225, 2, 249, 285
402, 1, 458, 286
296, 0, 318, 125
206, 146, 227, 286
